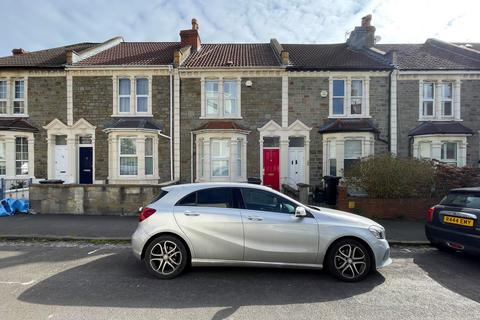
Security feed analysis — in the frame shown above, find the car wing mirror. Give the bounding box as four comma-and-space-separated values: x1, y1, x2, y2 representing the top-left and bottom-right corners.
295, 206, 307, 217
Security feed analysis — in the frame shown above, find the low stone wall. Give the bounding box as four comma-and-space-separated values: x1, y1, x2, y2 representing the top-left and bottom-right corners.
30, 182, 176, 215
337, 187, 441, 220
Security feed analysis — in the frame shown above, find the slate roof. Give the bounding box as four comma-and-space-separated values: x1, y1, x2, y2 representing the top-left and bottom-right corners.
182, 43, 281, 68
104, 118, 163, 131
0, 43, 97, 68
376, 39, 480, 70
319, 118, 379, 134
283, 43, 392, 71
192, 120, 250, 132
76, 42, 180, 66
0, 118, 39, 132
408, 121, 474, 136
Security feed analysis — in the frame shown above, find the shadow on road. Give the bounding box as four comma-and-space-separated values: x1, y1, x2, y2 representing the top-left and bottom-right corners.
413, 249, 480, 303
17, 249, 385, 317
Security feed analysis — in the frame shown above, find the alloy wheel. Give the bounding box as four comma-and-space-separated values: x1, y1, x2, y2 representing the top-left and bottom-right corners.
333, 243, 367, 280
149, 240, 183, 275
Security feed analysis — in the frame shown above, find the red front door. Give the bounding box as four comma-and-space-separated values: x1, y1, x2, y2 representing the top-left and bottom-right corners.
263, 148, 280, 190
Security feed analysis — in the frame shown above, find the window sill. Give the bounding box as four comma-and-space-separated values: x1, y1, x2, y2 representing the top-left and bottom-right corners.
199, 116, 243, 120
418, 118, 462, 122
0, 114, 29, 118
111, 114, 153, 118
328, 115, 371, 119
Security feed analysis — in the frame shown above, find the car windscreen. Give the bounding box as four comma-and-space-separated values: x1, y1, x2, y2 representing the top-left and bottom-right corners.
440, 192, 480, 209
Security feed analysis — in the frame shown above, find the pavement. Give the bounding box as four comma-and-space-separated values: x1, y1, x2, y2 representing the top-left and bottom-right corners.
0, 213, 428, 244
0, 242, 478, 320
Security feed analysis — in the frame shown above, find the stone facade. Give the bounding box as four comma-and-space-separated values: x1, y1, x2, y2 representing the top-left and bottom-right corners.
152, 76, 172, 181
288, 75, 390, 186
28, 76, 68, 179
396, 79, 480, 166
72, 76, 113, 180
179, 76, 282, 183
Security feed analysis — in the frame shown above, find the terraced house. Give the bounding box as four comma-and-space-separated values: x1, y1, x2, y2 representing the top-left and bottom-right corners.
0, 16, 478, 192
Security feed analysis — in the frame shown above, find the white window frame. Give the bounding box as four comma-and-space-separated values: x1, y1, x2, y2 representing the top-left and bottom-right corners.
421, 81, 435, 118
419, 79, 461, 121
329, 77, 369, 118
118, 137, 138, 176
113, 76, 152, 117
322, 132, 374, 177
201, 77, 241, 119
0, 140, 5, 176
440, 141, 457, 165
413, 135, 466, 167
235, 138, 242, 178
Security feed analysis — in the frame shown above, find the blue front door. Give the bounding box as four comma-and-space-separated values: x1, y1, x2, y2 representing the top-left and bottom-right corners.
79, 147, 93, 184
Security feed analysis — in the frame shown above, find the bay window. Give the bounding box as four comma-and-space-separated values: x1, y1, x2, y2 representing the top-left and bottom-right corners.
202, 78, 241, 118
195, 133, 247, 182
441, 142, 457, 165
328, 140, 337, 176
413, 136, 466, 167
15, 137, 28, 175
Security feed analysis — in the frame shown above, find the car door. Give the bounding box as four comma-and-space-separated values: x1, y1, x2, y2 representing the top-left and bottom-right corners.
173, 187, 244, 261
240, 187, 319, 264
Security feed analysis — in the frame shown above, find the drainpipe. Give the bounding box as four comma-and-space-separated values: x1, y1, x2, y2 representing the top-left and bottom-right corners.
190, 132, 194, 183
169, 65, 174, 181
388, 69, 393, 153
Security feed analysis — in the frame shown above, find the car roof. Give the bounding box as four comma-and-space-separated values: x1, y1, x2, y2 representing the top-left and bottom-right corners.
162, 182, 274, 192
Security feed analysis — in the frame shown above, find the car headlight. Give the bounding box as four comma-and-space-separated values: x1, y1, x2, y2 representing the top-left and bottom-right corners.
369, 225, 386, 239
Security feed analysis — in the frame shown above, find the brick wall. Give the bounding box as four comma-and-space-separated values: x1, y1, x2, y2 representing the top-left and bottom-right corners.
28, 76, 67, 179
460, 80, 480, 166
337, 187, 441, 220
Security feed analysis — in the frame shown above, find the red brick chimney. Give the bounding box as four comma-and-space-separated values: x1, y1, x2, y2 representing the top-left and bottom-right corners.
12, 48, 27, 55
180, 18, 201, 50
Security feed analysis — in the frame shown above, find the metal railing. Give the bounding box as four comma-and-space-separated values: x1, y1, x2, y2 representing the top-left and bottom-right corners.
0, 178, 33, 199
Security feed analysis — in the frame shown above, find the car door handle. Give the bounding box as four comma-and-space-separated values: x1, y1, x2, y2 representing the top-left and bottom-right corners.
247, 215, 264, 221
184, 210, 200, 216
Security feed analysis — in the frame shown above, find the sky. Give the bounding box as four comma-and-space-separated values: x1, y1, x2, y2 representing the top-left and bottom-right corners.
0, 0, 479, 57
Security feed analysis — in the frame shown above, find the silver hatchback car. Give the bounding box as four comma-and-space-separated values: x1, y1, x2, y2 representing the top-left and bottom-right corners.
132, 183, 391, 282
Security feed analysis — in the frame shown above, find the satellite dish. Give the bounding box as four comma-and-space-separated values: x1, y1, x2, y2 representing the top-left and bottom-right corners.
374, 35, 382, 44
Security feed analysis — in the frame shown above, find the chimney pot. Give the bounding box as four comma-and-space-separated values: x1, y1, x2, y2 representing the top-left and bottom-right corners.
361, 14, 372, 28
12, 48, 27, 55
192, 18, 199, 30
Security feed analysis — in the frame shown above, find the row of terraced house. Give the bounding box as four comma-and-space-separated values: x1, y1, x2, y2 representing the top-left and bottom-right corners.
0, 15, 479, 192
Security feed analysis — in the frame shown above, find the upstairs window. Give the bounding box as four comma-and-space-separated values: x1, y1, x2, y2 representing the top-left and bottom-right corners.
14, 80, 25, 114
202, 78, 240, 118
442, 82, 453, 117
118, 78, 131, 113
0, 80, 6, 114
136, 78, 149, 113
422, 82, 435, 117
332, 80, 345, 115
330, 78, 368, 118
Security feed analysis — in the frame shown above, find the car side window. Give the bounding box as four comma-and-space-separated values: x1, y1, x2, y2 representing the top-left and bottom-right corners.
196, 188, 234, 208
241, 188, 297, 214
177, 192, 196, 206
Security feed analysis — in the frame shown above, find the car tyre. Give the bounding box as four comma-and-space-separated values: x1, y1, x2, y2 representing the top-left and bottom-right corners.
144, 235, 188, 279
326, 238, 372, 282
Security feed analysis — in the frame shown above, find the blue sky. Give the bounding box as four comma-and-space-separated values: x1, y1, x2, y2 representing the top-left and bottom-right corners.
0, 0, 478, 57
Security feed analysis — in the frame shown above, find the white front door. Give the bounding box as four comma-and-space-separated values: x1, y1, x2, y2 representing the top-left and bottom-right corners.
54, 145, 68, 181
288, 147, 305, 187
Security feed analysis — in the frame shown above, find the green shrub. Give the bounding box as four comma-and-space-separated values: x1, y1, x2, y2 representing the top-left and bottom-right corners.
344, 155, 436, 199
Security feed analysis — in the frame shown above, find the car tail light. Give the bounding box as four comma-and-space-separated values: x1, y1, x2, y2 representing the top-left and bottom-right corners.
426, 206, 435, 221
139, 207, 156, 222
